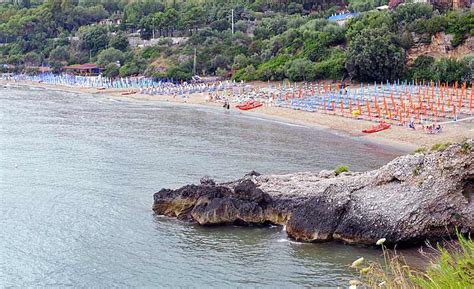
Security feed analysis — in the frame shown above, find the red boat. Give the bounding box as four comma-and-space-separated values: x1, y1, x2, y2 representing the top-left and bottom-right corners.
362, 122, 391, 133
236, 100, 263, 110
121, 91, 137, 96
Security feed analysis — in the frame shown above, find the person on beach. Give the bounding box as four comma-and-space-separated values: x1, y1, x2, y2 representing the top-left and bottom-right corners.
409, 117, 415, 130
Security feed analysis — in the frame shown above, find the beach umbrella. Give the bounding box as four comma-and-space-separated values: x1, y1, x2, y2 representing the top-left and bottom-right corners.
383, 97, 389, 118
470, 87, 473, 113
366, 100, 371, 119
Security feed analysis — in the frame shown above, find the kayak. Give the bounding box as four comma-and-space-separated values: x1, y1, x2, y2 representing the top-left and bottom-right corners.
121, 91, 137, 95
362, 122, 391, 133
236, 100, 263, 110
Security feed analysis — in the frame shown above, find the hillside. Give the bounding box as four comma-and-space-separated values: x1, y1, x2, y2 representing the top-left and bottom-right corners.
0, 0, 472, 83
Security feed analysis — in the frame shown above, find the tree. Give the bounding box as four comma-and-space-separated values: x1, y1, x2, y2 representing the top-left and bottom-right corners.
49, 46, 69, 63
24, 51, 42, 66
96, 47, 124, 67
348, 0, 388, 12
408, 55, 435, 81
103, 62, 119, 78
109, 32, 129, 51
232, 54, 249, 70
284, 58, 315, 82
48, 45, 70, 72
346, 27, 405, 82
79, 25, 109, 56
210, 19, 230, 32
433, 58, 469, 83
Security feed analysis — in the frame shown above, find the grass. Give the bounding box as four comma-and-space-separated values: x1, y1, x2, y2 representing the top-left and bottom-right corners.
430, 142, 452, 152
413, 147, 428, 154
349, 232, 474, 288
413, 166, 421, 176
461, 141, 471, 154
335, 165, 349, 175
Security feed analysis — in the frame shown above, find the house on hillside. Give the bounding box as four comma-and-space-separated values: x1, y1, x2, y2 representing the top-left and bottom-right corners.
98, 16, 122, 26
63, 64, 102, 76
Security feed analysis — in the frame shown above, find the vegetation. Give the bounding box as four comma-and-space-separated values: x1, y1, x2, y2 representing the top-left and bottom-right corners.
350, 233, 474, 288
431, 142, 452, 152
413, 147, 428, 154
0, 1, 472, 81
461, 141, 471, 154
335, 165, 349, 175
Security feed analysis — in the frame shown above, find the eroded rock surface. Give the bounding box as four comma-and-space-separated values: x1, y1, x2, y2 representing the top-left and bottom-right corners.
153, 140, 473, 245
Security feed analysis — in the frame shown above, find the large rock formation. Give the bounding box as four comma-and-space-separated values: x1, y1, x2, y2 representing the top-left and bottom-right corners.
153, 140, 473, 246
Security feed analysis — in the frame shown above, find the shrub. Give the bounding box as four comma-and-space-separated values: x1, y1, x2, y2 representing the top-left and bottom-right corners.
461, 141, 471, 154
408, 56, 435, 82
284, 58, 315, 82
431, 142, 451, 151
412, 233, 474, 288
432, 58, 469, 83
413, 147, 428, 154
334, 165, 349, 175
103, 63, 120, 78
313, 48, 347, 80
255, 55, 288, 81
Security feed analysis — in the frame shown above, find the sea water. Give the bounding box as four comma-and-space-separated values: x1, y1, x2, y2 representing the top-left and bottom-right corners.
0, 86, 403, 287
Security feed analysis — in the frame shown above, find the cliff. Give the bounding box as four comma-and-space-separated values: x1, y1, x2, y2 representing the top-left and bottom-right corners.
153, 140, 473, 246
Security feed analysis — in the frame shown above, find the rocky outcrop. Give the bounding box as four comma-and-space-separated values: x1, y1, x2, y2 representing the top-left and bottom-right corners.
407, 32, 474, 64
153, 140, 473, 246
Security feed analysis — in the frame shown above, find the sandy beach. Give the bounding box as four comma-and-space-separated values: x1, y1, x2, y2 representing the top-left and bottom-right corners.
2, 79, 472, 151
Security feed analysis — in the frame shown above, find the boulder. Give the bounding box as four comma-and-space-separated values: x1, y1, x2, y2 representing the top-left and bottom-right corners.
153, 140, 473, 246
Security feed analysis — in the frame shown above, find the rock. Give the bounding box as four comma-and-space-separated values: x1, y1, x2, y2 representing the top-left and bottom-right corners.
153, 140, 474, 246
245, 170, 262, 177
200, 176, 216, 186
318, 170, 336, 179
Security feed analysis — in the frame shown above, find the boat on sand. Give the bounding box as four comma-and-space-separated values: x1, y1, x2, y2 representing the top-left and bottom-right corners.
236, 100, 263, 110
362, 122, 391, 133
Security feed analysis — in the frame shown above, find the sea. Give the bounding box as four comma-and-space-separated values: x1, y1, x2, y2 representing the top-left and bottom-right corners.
0, 85, 404, 287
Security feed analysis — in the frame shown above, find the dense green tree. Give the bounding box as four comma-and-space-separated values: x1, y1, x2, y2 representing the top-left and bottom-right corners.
109, 32, 129, 51
24, 51, 42, 66
433, 58, 470, 83
408, 55, 435, 81
103, 62, 119, 77
346, 27, 405, 81
348, 0, 387, 12
79, 25, 109, 56
96, 47, 124, 67
284, 58, 314, 82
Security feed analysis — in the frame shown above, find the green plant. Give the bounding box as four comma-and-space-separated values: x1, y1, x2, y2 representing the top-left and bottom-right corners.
431, 142, 451, 152
413, 166, 421, 176
335, 165, 349, 175
413, 147, 428, 154
461, 141, 471, 154
350, 232, 474, 288
411, 233, 474, 288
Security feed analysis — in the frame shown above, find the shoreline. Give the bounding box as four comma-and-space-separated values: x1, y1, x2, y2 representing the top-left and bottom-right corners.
3, 79, 472, 152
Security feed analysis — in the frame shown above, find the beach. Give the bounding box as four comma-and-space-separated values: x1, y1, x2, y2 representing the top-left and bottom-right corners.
2, 79, 472, 151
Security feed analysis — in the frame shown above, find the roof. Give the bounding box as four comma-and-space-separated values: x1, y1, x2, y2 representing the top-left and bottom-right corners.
328, 12, 359, 22
63, 63, 99, 70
